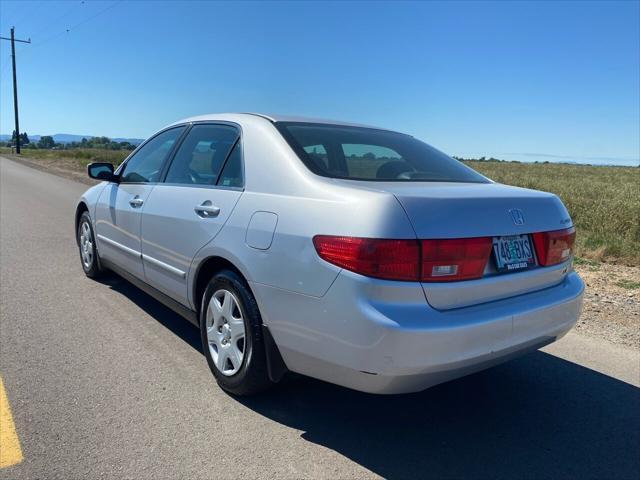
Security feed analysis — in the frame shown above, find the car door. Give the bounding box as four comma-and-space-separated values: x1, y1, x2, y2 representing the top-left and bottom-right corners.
140, 123, 244, 306
94, 126, 186, 279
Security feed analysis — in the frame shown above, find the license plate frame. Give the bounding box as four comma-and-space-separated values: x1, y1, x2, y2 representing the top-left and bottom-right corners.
492, 234, 536, 273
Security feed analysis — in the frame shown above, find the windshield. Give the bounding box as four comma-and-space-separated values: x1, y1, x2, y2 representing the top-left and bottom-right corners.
275, 122, 489, 183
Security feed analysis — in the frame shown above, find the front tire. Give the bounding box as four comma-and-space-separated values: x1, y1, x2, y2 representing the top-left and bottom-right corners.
200, 270, 272, 396
77, 211, 103, 278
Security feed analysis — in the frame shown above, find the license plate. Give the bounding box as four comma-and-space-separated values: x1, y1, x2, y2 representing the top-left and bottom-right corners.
492, 234, 535, 272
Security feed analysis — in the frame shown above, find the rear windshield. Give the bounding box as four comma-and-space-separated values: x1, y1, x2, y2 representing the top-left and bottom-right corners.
275, 122, 488, 183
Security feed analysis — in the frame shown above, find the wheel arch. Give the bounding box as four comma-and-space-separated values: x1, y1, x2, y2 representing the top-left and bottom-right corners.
191, 253, 289, 383
74, 201, 89, 245
192, 255, 250, 314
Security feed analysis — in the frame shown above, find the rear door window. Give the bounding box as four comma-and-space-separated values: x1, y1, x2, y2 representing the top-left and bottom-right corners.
164, 124, 239, 185
217, 142, 243, 188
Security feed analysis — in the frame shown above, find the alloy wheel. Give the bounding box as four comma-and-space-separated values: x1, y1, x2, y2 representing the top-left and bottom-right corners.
79, 221, 94, 269
206, 289, 246, 376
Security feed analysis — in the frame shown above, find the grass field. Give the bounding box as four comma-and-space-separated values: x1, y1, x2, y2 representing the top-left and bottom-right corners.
2, 147, 638, 265
0, 147, 129, 168
464, 160, 639, 265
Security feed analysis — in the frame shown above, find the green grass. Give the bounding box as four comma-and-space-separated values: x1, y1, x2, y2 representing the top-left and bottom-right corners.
464, 160, 640, 265
616, 279, 640, 290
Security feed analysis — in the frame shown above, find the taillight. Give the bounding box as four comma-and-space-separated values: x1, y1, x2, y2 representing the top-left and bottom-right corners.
532, 227, 576, 266
420, 237, 492, 282
313, 235, 492, 282
312, 236, 420, 281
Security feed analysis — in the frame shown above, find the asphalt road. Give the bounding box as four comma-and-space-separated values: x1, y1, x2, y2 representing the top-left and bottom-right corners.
1, 157, 639, 479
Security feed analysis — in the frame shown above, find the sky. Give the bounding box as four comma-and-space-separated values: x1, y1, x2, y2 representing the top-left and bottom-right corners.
0, 0, 638, 166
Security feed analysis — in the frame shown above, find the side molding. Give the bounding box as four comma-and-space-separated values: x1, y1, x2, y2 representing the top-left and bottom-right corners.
97, 234, 141, 257
142, 254, 187, 279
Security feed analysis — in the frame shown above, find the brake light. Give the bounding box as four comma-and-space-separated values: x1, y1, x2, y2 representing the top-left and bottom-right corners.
421, 237, 492, 282
313, 235, 492, 282
312, 236, 420, 281
532, 227, 576, 266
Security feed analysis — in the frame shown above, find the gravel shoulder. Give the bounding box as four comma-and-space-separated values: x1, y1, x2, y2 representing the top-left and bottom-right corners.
1, 153, 98, 186
574, 262, 639, 349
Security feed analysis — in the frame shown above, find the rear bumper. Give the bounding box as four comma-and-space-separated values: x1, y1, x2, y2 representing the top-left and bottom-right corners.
252, 270, 584, 394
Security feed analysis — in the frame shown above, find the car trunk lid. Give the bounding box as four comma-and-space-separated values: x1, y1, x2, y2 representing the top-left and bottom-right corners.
339, 180, 574, 309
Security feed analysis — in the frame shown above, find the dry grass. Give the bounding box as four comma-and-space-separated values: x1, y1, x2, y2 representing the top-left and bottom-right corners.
0, 147, 129, 169
464, 160, 640, 265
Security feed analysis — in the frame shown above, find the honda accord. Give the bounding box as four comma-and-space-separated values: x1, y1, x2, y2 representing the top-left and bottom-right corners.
75, 113, 584, 395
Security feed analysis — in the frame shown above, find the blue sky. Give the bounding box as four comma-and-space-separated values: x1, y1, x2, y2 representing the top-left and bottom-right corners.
0, 0, 638, 165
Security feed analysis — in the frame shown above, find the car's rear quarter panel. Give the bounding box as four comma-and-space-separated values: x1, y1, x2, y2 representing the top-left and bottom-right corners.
187, 118, 418, 303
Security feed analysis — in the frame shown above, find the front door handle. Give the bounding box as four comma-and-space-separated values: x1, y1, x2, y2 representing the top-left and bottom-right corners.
129, 195, 144, 208
194, 200, 220, 218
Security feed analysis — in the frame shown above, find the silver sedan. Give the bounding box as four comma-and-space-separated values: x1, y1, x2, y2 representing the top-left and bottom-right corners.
75, 113, 584, 395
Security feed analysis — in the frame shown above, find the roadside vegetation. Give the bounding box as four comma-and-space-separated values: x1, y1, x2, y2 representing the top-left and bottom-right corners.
0, 146, 129, 169
1, 131, 137, 151
1, 147, 638, 265
462, 159, 639, 266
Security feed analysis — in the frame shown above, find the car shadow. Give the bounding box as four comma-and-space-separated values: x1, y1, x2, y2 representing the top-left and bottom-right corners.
100, 274, 639, 479
97, 274, 203, 352
239, 354, 640, 479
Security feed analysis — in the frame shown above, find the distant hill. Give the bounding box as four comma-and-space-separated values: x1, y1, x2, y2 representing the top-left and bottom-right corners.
0, 133, 144, 145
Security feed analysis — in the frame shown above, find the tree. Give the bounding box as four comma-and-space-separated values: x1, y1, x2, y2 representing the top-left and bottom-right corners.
38, 136, 55, 149
11, 131, 30, 144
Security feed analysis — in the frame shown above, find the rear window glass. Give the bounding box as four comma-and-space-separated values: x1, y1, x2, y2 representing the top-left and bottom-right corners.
276, 122, 488, 183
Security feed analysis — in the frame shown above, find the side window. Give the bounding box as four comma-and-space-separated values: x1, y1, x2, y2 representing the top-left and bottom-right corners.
164, 124, 239, 185
217, 142, 243, 188
120, 127, 184, 183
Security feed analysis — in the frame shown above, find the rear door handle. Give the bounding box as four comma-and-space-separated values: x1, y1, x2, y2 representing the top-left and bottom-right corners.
194, 200, 220, 218
129, 195, 144, 208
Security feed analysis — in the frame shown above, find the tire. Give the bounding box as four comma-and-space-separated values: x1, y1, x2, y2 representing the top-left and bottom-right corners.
77, 211, 104, 278
200, 269, 272, 396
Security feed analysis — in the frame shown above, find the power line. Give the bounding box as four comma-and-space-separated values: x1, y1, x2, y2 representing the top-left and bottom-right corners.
0, 0, 121, 79
23, 0, 121, 54
28, 0, 86, 41
1, 1, 121, 103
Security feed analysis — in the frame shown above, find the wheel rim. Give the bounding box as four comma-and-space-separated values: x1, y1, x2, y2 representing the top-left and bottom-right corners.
79, 221, 94, 269
206, 289, 246, 376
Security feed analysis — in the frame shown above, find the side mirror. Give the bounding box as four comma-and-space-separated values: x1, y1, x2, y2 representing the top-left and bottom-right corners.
87, 162, 117, 182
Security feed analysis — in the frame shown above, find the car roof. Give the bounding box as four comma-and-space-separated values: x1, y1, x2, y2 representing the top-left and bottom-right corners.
169, 112, 403, 134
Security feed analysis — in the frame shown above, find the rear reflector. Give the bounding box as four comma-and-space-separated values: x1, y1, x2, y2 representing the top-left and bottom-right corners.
532, 227, 576, 266
313, 235, 492, 282
312, 236, 420, 281
421, 237, 493, 282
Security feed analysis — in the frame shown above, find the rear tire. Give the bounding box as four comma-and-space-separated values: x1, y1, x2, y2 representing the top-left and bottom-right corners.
77, 211, 104, 278
200, 270, 273, 396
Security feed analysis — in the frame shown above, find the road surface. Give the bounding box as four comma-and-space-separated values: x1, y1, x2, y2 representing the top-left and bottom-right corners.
1, 157, 638, 479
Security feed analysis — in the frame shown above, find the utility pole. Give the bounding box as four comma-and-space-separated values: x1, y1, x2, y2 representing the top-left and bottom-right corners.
1, 27, 30, 154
